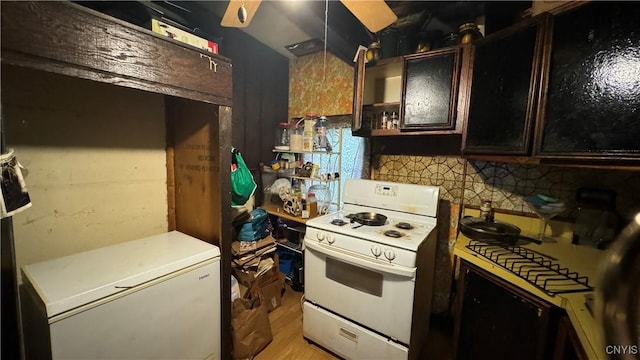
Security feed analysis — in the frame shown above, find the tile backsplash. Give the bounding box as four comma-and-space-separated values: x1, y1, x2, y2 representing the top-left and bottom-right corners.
374, 155, 640, 219
372, 154, 640, 313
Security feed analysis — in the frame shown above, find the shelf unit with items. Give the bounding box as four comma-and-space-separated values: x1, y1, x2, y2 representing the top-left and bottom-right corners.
264, 207, 306, 291
271, 126, 343, 213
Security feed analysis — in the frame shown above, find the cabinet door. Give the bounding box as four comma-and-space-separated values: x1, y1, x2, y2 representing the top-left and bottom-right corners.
352, 47, 369, 136
462, 15, 548, 155
454, 260, 554, 360
536, 2, 640, 159
401, 48, 461, 130
553, 315, 588, 360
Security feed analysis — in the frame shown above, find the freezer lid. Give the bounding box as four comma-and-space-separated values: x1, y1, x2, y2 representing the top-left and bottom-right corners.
21, 231, 220, 318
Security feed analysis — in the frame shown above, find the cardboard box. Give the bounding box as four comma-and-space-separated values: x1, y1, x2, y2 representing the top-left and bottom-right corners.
232, 253, 280, 289
151, 18, 218, 54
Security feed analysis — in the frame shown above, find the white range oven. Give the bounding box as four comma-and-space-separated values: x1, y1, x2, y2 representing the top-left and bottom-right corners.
303, 179, 440, 360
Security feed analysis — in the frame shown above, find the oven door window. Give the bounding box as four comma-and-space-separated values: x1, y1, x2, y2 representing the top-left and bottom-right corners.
326, 257, 383, 297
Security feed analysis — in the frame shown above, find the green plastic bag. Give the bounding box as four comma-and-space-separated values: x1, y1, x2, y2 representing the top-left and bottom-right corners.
231, 148, 257, 206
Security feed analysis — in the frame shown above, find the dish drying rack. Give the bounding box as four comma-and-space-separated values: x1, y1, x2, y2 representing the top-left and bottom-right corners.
466, 240, 593, 296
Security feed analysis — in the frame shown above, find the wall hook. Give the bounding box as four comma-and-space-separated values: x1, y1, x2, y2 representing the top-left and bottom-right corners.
199, 54, 217, 72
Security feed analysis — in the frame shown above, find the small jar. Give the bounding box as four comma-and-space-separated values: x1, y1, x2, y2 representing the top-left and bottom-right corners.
480, 200, 494, 222
366, 41, 381, 63
310, 164, 320, 178
458, 23, 483, 44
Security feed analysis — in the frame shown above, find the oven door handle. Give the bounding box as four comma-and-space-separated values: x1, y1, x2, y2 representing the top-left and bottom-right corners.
305, 240, 416, 279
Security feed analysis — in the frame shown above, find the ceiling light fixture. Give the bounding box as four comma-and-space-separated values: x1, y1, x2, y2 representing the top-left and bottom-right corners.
237, 1, 247, 23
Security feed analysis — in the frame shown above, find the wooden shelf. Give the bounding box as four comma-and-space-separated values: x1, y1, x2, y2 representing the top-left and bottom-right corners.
277, 241, 303, 255
261, 203, 308, 224
272, 149, 341, 155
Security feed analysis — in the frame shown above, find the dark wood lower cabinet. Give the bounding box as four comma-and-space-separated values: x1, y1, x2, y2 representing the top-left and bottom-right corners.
553, 316, 588, 360
453, 260, 555, 360
453, 260, 589, 360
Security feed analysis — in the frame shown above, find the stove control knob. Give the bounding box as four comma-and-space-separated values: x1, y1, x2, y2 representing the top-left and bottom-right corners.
317, 232, 325, 242
384, 248, 396, 261
371, 245, 382, 258
326, 235, 335, 244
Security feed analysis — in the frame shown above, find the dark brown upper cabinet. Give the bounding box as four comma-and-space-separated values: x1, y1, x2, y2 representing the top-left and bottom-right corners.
401, 47, 462, 131
352, 45, 467, 137
461, 15, 549, 155
535, 2, 640, 160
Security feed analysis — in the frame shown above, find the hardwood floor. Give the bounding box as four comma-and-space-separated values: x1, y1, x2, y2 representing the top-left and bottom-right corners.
255, 284, 336, 360
254, 284, 454, 360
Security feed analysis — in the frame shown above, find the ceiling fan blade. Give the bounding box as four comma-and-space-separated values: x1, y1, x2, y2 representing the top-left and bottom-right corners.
221, 0, 262, 28
340, 0, 398, 33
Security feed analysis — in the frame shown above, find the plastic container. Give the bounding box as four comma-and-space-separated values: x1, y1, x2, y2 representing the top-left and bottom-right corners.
307, 192, 318, 218
278, 251, 295, 277
289, 126, 303, 151
302, 116, 316, 152
308, 184, 331, 215
231, 275, 240, 301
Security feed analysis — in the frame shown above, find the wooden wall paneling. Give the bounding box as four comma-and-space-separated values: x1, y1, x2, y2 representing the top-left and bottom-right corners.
221, 28, 289, 172
167, 97, 221, 243
224, 30, 247, 153
166, 107, 177, 231
261, 59, 279, 164
0, 1, 233, 106
217, 106, 233, 360
243, 57, 266, 169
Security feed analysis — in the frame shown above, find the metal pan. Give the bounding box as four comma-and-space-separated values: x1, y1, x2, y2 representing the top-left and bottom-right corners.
351, 212, 388, 226
460, 216, 542, 245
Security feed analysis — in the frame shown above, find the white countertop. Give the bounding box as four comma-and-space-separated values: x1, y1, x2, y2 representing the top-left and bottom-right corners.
453, 211, 607, 360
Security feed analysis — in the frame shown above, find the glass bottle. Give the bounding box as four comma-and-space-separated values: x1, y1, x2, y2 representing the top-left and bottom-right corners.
307, 192, 318, 218
391, 112, 399, 129
275, 122, 290, 149
315, 116, 329, 151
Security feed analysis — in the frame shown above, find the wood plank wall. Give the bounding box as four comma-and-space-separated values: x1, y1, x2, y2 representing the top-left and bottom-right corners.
221, 29, 290, 174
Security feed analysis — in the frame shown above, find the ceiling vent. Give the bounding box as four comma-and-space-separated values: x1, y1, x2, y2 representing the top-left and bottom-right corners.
285, 38, 325, 57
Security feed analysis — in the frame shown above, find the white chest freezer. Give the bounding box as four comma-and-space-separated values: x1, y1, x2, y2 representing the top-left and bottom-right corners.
20, 230, 221, 360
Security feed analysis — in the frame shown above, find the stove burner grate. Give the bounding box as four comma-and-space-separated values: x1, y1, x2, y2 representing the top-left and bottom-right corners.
384, 230, 403, 238
466, 240, 592, 296
331, 219, 347, 226
396, 222, 413, 230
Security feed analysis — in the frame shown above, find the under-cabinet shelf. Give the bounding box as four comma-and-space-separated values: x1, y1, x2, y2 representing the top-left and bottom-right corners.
364, 102, 401, 108
272, 149, 341, 155
277, 241, 303, 255
289, 176, 339, 183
